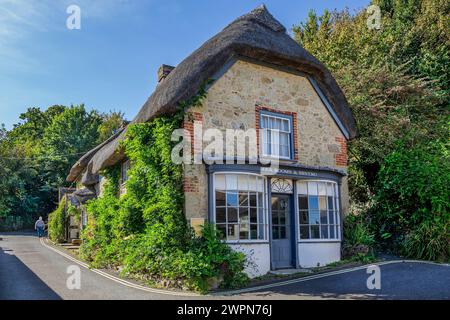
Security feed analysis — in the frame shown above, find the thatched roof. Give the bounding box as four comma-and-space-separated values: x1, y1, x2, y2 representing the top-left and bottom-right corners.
66, 188, 97, 207
66, 128, 125, 182
67, 5, 357, 184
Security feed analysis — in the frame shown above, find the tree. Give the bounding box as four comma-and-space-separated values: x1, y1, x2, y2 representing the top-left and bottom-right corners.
293, 0, 449, 201
0, 105, 125, 229
293, 0, 449, 259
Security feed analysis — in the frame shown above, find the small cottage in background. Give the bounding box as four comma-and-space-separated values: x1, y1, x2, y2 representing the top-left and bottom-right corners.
65, 6, 357, 277
57, 187, 96, 244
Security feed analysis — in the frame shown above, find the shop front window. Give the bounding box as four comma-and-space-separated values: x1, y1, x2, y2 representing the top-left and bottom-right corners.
297, 181, 340, 240
214, 173, 267, 241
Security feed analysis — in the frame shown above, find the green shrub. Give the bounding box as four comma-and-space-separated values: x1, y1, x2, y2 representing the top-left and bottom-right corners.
48, 197, 66, 243
402, 219, 450, 262
369, 136, 450, 259
343, 213, 376, 261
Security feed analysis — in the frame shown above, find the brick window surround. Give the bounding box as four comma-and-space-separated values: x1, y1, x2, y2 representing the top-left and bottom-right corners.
255, 105, 299, 161
182, 112, 203, 193
334, 136, 347, 166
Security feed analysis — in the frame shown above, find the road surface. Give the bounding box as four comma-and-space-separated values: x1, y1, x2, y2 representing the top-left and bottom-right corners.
1, 232, 449, 300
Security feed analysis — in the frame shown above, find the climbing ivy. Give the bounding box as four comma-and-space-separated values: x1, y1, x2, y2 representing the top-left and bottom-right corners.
48, 197, 66, 243
80, 87, 248, 292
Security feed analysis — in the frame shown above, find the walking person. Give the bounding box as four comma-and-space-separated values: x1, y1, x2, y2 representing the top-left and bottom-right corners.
35, 216, 45, 238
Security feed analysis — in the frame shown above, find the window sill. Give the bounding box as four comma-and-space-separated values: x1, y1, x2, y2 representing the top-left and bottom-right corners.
298, 239, 341, 243
260, 156, 295, 162
223, 240, 269, 245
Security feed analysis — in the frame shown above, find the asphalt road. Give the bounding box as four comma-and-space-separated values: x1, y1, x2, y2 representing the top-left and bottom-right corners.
1, 232, 449, 300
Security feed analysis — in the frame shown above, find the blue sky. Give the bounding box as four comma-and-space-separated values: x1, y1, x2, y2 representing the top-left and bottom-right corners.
0, 0, 369, 129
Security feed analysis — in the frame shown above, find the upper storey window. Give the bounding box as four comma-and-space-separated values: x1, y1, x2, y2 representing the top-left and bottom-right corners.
260, 111, 293, 160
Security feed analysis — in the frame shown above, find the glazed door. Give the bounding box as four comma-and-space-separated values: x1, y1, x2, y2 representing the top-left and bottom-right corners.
271, 195, 293, 269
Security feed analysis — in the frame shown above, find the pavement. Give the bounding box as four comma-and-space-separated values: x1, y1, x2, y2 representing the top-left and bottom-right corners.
1, 232, 449, 300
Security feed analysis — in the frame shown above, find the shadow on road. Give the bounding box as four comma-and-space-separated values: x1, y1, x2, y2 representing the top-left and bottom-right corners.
0, 241, 61, 300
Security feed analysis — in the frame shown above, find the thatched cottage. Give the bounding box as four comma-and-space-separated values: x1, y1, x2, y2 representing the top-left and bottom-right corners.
66, 6, 357, 277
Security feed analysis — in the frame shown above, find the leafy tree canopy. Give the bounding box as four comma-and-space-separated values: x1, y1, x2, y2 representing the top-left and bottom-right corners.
0, 105, 125, 228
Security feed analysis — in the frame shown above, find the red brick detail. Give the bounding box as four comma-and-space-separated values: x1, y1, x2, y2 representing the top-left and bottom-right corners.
335, 136, 348, 166
183, 176, 199, 193
182, 112, 203, 193
182, 112, 203, 156
255, 105, 299, 160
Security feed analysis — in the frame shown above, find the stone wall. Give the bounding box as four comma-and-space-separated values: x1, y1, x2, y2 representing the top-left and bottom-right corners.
184, 59, 349, 220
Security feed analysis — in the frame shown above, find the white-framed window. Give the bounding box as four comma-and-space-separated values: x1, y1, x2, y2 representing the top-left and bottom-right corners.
297, 180, 340, 240
121, 160, 131, 185
214, 173, 267, 241
260, 112, 292, 159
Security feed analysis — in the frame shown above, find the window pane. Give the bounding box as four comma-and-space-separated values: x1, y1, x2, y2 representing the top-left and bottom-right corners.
318, 182, 327, 196
327, 196, 334, 210
299, 210, 309, 224
262, 116, 268, 128
319, 196, 327, 210
281, 119, 290, 132
226, 174, 237, 190
280, 132, 289, 145
250, 207, 257, 223
279, 211, 286, 225
308, 182, 318, 195
280, 145, 289, 158
309, 196, 319, 210
321, 226, 329, 239
217, 224, 227, 239
327, 183, 334, 196
239, 207, 249, 224
297, 181, 308, 195
216, 191, 226, 206
215, 174, 225, 189
330, 226, 335, 239
249, 192, 257, 206
258, 224, 265, 240
257, 177, 264, 192
309, 210, 320, 224
328, 210, 335, 224
271, 197, 278, 210
298, 196, 308, 210
248, 175, 257, 191
258, 207, 264, 224
250, 224, 258, 239
238, 175, 248, 190
272, 226, 279, 239
226, 192, 238, 207
311, 225, 320, 239
279, 226, 286, 239
240, 224, 249, 240
272, 211, 278, 225
320, 210, 328, 224
257, 192, 264, 207
227, 207, 238, 223
271, 132, 279, 152
238, 192, 248, 206
273, 118, 279, 130
227, 224, 239, 240
300, 226, 310, 239
216, 208, 226, 223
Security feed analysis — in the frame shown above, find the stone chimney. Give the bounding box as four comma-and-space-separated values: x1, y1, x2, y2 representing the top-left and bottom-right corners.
158, 64, 175, 83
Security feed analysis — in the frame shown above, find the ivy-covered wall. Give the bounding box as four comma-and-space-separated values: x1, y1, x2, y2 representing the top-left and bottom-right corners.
79, 92, 248, 293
